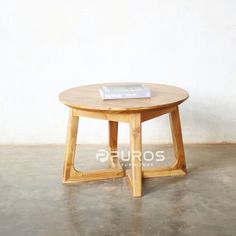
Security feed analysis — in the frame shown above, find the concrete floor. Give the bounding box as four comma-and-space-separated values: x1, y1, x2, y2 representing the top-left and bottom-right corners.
0, 144, 236, 236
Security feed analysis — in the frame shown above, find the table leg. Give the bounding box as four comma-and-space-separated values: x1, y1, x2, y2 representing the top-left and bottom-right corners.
63, 109, 124, 183
63, 108, 79, 182
169, 106, 187, 172
128, 113, 142, 197
108, 121, 122, 169
142, 106, 187, 178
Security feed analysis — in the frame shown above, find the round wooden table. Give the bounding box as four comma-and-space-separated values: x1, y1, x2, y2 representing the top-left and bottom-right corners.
59, 83, 189, 197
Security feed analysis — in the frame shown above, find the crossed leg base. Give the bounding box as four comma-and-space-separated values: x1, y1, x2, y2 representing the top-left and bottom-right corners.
62, 106, 187, 197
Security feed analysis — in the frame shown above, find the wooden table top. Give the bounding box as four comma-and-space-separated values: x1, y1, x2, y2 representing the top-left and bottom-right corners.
59, 83, 189, 112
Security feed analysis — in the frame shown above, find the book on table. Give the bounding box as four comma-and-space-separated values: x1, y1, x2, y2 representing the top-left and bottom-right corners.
99, 83, 151, 100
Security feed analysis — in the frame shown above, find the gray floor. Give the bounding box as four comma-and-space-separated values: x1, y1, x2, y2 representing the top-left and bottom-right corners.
0, 144, 236, 236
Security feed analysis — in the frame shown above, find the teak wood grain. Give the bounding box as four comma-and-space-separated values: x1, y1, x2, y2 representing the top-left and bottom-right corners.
59, 83, 189, 112
59, 83, 189, 197
129, 113, 142, 197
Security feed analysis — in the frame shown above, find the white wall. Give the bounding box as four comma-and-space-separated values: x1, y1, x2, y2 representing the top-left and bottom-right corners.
0, 0, 235, 144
